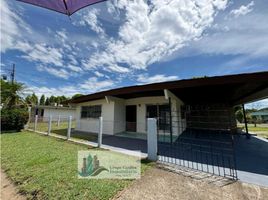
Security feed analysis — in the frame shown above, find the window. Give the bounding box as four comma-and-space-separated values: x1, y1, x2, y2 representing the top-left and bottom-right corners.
81, 105, 101, 118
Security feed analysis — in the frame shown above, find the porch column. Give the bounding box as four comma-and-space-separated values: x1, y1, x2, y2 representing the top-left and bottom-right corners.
242, 104, 250, 138
147, 118, 158, 161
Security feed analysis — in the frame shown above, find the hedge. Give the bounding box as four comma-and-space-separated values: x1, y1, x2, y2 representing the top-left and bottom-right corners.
1, 108, 29, 132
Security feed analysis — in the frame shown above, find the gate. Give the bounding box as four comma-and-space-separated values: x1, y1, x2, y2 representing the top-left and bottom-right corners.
157, 104, 238, 180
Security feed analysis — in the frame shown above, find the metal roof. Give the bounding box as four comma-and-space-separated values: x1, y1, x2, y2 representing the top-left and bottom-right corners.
69, 71, 268, 105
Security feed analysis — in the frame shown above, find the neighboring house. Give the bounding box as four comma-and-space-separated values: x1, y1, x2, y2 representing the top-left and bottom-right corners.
68, 72, 268, 140
30, 105, 76, 121
251, 108, 268, 122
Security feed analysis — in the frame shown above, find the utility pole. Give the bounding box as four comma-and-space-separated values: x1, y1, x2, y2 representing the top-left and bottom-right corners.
11, 63, 15, 84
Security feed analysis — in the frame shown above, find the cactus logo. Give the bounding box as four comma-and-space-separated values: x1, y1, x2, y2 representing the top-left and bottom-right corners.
79, 154, 108, 177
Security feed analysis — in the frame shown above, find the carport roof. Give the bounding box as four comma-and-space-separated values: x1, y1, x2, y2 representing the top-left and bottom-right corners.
69, 71, 268, 105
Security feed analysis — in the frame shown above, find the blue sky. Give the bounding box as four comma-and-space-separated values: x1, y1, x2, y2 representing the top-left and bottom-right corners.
1, 0, 268, 108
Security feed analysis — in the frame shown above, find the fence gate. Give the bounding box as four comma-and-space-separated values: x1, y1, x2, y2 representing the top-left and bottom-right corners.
157, 104, 238, 180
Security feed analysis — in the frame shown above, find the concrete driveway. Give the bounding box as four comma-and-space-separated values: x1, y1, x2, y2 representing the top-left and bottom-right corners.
73, 131, 268, 187
104, 133, 268, 187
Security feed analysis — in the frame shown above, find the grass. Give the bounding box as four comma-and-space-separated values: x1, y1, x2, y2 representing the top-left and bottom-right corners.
238, 123, 268, 139
1, 131, 153, 199
27, 121, 98, 142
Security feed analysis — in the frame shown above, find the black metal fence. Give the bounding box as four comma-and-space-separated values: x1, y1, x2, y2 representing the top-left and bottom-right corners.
157, 104, 238, 180
158, 129, 237, 179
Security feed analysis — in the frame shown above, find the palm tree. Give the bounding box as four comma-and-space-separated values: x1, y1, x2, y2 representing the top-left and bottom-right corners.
1, 80, 26, 108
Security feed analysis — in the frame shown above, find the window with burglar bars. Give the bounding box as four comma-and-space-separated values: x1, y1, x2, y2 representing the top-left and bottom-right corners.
81, 105, 101, 118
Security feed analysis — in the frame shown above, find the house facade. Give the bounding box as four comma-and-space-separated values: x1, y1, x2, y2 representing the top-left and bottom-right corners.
31, 105, 76, 121
251, 108, 268, 122
69, 72, 268, 140
74, 92, 186, 139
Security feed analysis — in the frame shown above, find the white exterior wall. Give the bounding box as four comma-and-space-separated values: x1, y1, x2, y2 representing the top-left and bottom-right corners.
125, 96, 169, 133
74, 95, 185, 136
113, 99, 126, 134
170, 98, 186, 137
75, 99, 115, 135
43, 108, 76, 120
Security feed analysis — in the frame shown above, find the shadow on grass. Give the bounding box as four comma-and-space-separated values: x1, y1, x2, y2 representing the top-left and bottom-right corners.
52, 129, 98, 142
1, 130, 22, 134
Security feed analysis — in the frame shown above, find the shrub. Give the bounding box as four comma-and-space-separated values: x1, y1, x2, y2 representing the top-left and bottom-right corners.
1, 108, 29, 132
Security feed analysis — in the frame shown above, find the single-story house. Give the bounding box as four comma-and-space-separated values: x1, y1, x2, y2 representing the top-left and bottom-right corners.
251, 108, 268, 122
68, 72, 268, 141
30, 105, 76, 121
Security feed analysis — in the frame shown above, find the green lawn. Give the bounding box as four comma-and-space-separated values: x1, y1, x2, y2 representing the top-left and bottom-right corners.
1, 131, 152, 199
27, 121, 98, 142
238, 123, 268, 139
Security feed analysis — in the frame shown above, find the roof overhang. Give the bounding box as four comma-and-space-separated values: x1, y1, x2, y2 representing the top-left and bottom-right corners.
69, 71, 268, 106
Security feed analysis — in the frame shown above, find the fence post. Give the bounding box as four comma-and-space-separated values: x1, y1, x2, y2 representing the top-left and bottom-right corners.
57, 115, 60, 127
48, 115, 52, 135
98, 117, 103, 147
67, 116, 72, 140
147, 118, 158, 161
34, 115, 38, 131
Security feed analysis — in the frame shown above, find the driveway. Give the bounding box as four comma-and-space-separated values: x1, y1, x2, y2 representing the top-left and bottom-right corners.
72, 131, 268, 187
114, 167, 268, 200
106, 133, 268, 187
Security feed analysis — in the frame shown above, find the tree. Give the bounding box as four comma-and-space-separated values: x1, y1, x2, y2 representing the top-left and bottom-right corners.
1, 80, 26, 108
25, 93, 38, 106
39, 95, 45, 105
49, 96, 56, 105
235, 109, 244, 123
32, 93, 38, 105
45, 97, 50, 106
72, 94, 83, 99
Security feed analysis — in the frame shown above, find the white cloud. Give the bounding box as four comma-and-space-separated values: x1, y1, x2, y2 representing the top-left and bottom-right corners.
75, 8, 105, 35
137, 74, 179, 84
67, 65, 83, 72
0, 0, 30, 52
230, 1, 254, 18
94, 71, 104, 77
79, 77, 114, 91
84, 0, 228, 72
27, 77, 115, 97
37, 65, 69, 79
168, 4, 268, 64
18, 42, 64, 67
246, 98, 268, 110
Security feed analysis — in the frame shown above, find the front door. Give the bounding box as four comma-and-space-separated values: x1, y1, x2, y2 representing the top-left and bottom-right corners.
126, 105, 137, 132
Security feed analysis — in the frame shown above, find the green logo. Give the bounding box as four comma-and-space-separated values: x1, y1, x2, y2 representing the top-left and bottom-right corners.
79, 154, 108, 177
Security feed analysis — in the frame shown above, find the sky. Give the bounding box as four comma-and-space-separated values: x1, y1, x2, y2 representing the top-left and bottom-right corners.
1, 0, 268, 108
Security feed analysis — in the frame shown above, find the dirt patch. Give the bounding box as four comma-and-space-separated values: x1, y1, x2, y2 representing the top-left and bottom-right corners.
114, 167, 268, 200
1, 170, 25, 200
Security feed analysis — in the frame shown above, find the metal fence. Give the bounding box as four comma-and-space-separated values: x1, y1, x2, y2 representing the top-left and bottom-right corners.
158, 129, 237, 179
157, 106, 238, 180
27, 115, 76, 139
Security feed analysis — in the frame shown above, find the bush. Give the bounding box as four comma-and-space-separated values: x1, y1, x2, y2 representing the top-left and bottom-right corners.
1, 108, 29, 132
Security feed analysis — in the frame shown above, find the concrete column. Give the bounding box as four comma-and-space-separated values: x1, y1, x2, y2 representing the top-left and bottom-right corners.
48, 115, 52, 135
34, 115, 38, 131
147, 118, 158, 161
67, 116, 72, 140
98, 117, 103, 147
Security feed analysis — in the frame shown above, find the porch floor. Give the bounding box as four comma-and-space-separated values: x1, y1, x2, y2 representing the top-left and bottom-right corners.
115, 131, 179, 142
